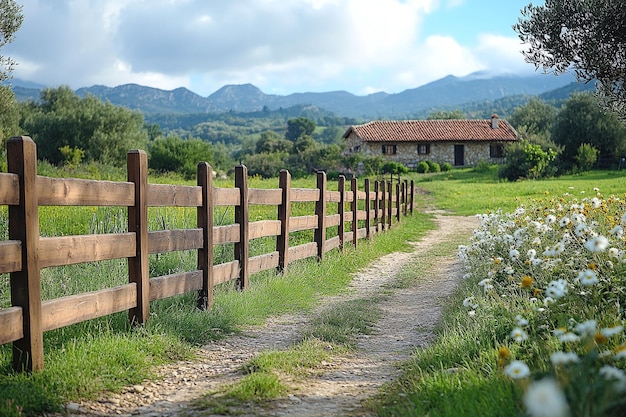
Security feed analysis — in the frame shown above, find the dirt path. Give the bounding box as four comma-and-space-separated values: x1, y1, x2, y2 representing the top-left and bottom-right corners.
62, 214, 479, 417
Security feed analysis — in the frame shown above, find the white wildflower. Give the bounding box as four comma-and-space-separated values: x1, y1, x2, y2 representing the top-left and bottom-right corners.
585, 235, 609, 253
574, 320, 597, 336
516, 315, 529, 326
559, 332, 581, 343
601, 325, 624, 338
550, 351, 579, 366
576, 269, 598, 286
504, 360, 530, 379
523, 378, 569, 417
511, 327, 529, 342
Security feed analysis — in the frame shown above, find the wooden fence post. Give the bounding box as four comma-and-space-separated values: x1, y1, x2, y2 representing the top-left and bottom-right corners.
364, 179, 371, 238
197, 162, 214, 310
403, 180, 408, 217
387, 180, 393, 229
338, 176, 345, 250
314, 171, 327, 261
127, 150, 150, 325
234, 165, 249, 290
7, 136, 44, 372
380, 180, 386, 231
410, 180, 415, 215
396, 181, 401, 222
277, 170, 291, 273
351, 177, 358, 248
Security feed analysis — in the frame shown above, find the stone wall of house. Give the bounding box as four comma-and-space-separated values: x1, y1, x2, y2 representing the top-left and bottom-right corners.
349, 137, 505, 168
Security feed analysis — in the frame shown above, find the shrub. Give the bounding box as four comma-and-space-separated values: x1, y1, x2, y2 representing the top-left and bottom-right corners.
426, 160, 441, 172
574, 143, 599, 173
441, 162, 452, 172
499, 141, 558, 181
416, 161, 430, 173
381, 161, 409, 176
473, 160, 491, 173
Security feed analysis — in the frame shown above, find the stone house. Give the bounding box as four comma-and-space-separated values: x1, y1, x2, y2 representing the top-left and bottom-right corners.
342, 115, 518, 168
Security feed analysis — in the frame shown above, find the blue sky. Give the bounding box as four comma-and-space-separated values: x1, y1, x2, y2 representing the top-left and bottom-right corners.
3, 0, 543, 97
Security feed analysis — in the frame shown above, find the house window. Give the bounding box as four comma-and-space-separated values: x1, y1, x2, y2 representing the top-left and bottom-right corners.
490, 144, 505, 158
417, 144, 430, 155
382, 145, 397, 155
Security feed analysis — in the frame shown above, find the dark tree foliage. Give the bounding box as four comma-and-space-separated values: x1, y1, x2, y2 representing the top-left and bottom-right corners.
21, 86, 149, 166
0, 0, 23, 147
508, 98, 558, 136
551, 93, 626, 170
0, 0, 23, 83
514, 0, 626, 120
285, 117, 315, 141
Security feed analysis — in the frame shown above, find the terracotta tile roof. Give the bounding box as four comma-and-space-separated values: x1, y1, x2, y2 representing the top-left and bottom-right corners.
343, 118, 518, 142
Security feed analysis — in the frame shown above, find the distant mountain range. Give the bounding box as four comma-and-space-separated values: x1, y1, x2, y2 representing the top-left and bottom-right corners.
7, 71, 593, 119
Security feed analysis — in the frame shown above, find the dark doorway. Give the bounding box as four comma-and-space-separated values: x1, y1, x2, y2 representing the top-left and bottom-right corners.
454, 145, 465, 166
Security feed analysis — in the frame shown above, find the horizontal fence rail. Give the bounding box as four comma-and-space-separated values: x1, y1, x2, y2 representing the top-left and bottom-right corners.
0, 136, 414, 372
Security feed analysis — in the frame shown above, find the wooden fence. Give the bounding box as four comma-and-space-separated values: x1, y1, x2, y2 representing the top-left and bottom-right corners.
0, 136, 415, 372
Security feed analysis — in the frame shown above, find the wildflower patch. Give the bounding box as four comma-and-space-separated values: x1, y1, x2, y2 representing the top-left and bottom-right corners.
459, 189, 626, 416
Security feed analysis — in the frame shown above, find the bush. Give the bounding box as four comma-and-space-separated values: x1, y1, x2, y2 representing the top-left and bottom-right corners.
473, 160, 491, 173
416, 161, 430, 173
573, 143, 599, 173
381, 161, 409, 176
441, 162, 452, 172
499, 141, 558, 181
426, 160, 441, 172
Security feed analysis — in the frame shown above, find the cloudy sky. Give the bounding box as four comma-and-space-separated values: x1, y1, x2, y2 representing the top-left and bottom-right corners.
3, 0, 541, 97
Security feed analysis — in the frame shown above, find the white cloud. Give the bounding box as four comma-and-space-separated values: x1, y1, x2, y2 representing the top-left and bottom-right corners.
4, 0, 534, 96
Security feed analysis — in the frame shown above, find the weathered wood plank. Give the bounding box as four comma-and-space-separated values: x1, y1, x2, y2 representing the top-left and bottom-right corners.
0, 173, 19, 205
214, 224, 240, 245
288, 242, 317, 262
248, 188, 282, 205
291, 188, 319, 202
0, 307, 23, 344
357, 228, 367, 240
249, 220, 281, 240
150, 270, 202, 301
37, 176, 135, 206
326, 191, 341, 203
147, 183, 202, 207
356, 190, 367, 200
356, 211, 367, 221
326, 214, 341, 227
41, 284, 136, 332
289, 215, 317, 232
213, 188, 240, 206
148, 229, 203, 254
0, 240, 21, 274
38, 233, 135, 268
249, 252, 279, 274
325, 235, 341, 252
213, 260, 239, 286
343, 211, 353, 223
